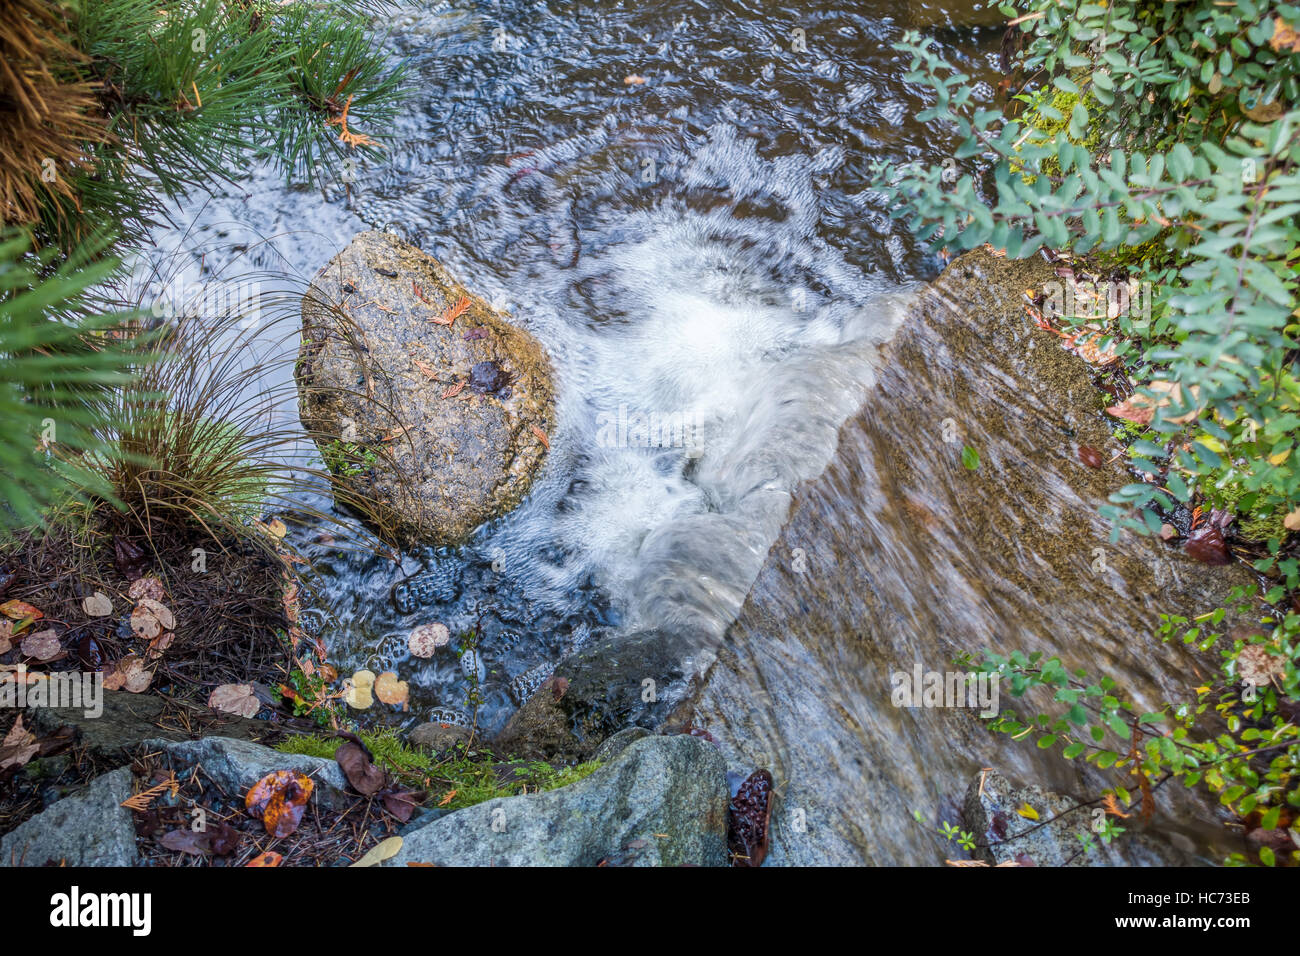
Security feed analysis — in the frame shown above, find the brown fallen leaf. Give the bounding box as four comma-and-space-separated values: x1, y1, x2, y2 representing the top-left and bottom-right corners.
1283, 507, 1300, 532
350, 836, 403, 867
113, 536, 148, 579
129, 597, 175, 639
102, 654, 152, 693
381, 789, 422, 822
127, 576, 165, 602
20, 629, 62, 662
245, 770, 314, 839
82, 592, 114, 617
146, 631, 174, 660
0, 620, 11, 654
1106, 380, 1199, 426
441, 381, 467, 399
438, 789, 457, 807
413, 358, 439, 380
373, 671, 409, 708
336, 740, 387, 795
209, 683, 260, 719
531, 424, 550, 449
246, 851, 283, 867
624, 74, 647, 85
408, 623, 450, 658
0, 714, 38, 771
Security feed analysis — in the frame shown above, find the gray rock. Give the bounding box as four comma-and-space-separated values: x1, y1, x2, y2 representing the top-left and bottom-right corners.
1, 767, 137, 867
385, 734, 728, 866
146, 736, 352, 811
27, 691, 270, 761
407, 721, 472, 753
962, 769, 1193, 866
297, 231, 556, 547
592, 726, 653, 763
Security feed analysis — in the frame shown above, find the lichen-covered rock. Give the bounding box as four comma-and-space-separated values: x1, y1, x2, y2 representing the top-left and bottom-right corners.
384, 734, 729, 867
0, 767, 137, 867
297, 231, 556, 547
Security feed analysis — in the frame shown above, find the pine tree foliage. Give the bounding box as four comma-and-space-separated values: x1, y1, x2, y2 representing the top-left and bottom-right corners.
0, 0, 403, 536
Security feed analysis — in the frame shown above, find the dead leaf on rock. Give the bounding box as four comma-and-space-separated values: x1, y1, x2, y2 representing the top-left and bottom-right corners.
408, 623, 450, 658
127, 576, 165, 602
245, 770, 314, 838
82, 592, 114, 617
209, 683, 260, 718
20, 629, 61, 662
373, 671, 409, 708
531, 424, 550, 449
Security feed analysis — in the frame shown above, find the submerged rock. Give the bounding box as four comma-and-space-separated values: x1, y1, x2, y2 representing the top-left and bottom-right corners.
297, 231, 556, 547
0, 767, 137, 867
384, 734, 728, 866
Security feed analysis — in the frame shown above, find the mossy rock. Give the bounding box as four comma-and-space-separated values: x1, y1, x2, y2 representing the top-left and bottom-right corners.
297, 231, 556, 547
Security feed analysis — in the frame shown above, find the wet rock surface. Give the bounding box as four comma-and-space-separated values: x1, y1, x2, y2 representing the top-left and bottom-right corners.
684, 248, 1255, 866
492, 628, 702, 762
297, 230, 556, 547
1, 767, 137, 867
962, 768, 1197, 867
384, 734, 728, 867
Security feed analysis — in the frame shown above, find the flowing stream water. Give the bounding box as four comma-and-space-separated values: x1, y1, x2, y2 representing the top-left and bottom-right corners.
136, 1, 1244, 865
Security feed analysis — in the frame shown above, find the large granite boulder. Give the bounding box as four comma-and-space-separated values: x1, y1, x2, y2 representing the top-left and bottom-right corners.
298, 231, 556, 546
384, 734, 729, 867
